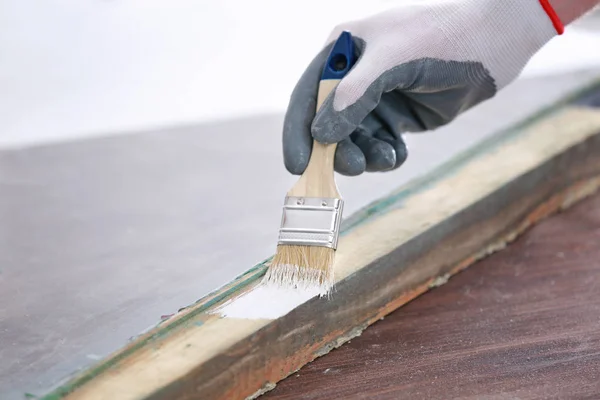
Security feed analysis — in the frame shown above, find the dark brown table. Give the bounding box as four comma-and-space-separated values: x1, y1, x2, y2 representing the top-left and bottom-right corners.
264, 193, 600, 399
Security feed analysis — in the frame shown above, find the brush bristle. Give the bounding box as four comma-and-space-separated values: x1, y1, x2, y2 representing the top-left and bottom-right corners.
262, 245, 335, 297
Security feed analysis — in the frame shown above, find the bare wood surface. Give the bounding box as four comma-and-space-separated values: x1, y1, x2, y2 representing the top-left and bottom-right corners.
289, 79, 341, 198
33, 79, 600, 400
263, 192, 600, 400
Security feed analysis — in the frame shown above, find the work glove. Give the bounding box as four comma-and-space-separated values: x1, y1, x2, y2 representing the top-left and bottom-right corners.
283, 0, 563, 176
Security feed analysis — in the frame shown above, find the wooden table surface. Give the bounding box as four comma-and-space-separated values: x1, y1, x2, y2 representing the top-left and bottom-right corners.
2, 71, 600, 399
264, 193, 600, 400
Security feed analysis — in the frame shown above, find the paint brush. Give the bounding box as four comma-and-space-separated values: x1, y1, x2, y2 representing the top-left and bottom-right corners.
263, 31, 356, 296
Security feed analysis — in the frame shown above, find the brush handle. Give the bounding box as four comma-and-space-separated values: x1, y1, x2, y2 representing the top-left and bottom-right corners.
288, 31, 356, 198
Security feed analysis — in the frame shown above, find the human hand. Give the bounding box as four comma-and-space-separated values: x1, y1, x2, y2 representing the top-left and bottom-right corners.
283, 0, 560, 176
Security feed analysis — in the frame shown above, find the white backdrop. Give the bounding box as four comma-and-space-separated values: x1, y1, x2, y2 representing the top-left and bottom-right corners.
1, 0, 600, 148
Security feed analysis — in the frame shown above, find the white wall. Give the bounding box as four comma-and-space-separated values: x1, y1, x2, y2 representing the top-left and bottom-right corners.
1, 0, 600, 148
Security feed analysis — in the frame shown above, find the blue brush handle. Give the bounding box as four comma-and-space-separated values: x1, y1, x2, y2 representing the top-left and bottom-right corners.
321, 31, 356, 81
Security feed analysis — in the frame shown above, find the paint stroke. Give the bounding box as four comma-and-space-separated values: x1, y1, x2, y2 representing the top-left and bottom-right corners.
212, 283, 320, 320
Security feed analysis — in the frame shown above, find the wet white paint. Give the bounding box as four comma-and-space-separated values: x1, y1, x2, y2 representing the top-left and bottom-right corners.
212, 283, 321, 320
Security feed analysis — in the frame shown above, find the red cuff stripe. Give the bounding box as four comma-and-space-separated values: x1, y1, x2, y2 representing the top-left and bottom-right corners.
539, 0, 565, 34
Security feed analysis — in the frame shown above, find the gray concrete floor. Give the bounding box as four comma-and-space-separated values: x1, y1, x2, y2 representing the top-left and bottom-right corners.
1, 70, 600, 399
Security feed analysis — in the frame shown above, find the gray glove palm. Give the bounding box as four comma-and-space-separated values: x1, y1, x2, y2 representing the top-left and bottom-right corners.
283, 0, 558, 176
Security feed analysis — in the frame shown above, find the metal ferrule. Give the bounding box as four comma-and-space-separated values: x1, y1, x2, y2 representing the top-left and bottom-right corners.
277, 196, 344, 249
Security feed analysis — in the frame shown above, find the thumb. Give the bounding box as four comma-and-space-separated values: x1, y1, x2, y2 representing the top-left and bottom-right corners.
311, 45, 381, 144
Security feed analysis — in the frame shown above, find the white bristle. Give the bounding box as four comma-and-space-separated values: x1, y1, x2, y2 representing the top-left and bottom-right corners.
262, 245, 335, 297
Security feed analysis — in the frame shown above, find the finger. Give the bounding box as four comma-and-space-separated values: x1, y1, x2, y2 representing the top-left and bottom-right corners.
351, 130, 396, 172
372, 100, 410, 169
375, 92, 429, 133
352, 113, 397, 172
283, 44, 335, 175
372, 129, 408, 170
334, 137, 366, 176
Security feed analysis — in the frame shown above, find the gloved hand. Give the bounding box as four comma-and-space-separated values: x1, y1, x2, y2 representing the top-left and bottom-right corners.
283, 0, 562, 176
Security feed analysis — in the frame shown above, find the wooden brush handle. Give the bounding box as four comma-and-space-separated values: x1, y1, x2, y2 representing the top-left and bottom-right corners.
288, 32, 356, 199
289, 80, 341, 198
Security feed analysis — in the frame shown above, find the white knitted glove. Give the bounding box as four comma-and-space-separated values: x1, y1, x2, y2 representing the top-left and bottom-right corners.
283, 0, 563, 176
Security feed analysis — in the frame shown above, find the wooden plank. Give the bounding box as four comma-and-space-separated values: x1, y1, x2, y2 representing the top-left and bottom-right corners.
41, 82, 600, 400
263, 192, 600, 399
5, 71, 599, 399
